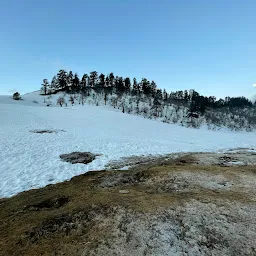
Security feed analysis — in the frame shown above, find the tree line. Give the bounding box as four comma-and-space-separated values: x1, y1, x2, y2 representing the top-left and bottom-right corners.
41, 69, 255, 115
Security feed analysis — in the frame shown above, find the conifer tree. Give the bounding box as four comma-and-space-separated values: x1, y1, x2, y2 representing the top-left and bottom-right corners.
41, 79, 49, 95
50, 76, 57, 92
89, 71, 98, 87
81, 74, 88, 92
57, 70, 68, 90
73, 73, 80, 92
150, 81, 157, 97
99, 73, 105, 86
105, 76, 110, 87
155, 89, 163, 100
68, 71, 74, 88
116, 77, 125, 94
109, 73, 115, 87
132, 78, 138, 95
124, 77, 131, 92
141, 78, 150, 95
163, 89, 168, 101
184, 90, 189, 101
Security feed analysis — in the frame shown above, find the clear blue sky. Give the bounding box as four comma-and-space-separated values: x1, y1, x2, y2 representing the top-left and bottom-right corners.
1, 0, 256, 99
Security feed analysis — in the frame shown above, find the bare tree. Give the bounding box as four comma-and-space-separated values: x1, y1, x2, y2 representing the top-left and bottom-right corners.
80, 94, 86, 105
57, 97, 65, 107
104, 93, 108, 105
110, 95, 118, 108
69, 96, 75, 106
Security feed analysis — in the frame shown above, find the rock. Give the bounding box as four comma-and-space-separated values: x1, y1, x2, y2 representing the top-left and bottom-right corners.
60, 152, 98, 164
119, 190, 130, 194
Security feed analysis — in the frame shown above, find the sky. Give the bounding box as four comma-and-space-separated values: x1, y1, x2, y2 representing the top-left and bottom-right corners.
0, 0, 256, 99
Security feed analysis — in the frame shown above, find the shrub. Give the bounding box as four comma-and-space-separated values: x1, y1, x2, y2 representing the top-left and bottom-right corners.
13, 92, 21, 100
57, 97, 65, 107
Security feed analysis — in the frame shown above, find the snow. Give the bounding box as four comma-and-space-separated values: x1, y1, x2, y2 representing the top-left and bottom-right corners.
226, 161, 246, 166
0, 93, 255, 198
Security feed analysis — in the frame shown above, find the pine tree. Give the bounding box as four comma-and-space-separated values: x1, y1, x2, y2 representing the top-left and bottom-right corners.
163, 89, 168, 101
105, 76, 110, 87
188, 91, 206, 116
141, 78, 150, 95
50, 76, 57, 93
114, 76, 119, 90
132, 78, 138, 95
109, 73, 115, 87
155, 89, 163, 100
68, 71, 74, 88
99, 73, 105, 86
137, 82, 141, 95
89, 71, 98, 87
81, 74, 88, 92
177, 91, 184, 99
41, 79, 49, 95
208, 96, 216, 107
57, 70, 68, 90
169, 92, 176, 100
73, 73, 80, 92
124, 77, 131, 92
184, 90, 189, 101
150, 81, 157, 97
116, 77, 125, 94
216, 98, 225, 108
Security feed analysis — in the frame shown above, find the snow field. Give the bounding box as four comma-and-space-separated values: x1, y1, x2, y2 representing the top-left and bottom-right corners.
0, 93, 255, 197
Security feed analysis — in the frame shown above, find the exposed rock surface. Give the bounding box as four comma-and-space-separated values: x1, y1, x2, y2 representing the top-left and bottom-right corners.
60, 152, 98, 164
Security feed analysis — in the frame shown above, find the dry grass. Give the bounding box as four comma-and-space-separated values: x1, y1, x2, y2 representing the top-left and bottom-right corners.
0, 154, 256, 256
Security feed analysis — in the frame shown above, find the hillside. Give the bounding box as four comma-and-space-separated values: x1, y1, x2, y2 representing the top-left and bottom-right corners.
0, 151, 256, 256
1, 93, 256, 256
0, 93, 255, 198
38, 70, 256, 131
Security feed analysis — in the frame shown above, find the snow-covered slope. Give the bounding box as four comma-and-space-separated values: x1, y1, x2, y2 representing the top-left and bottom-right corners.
0, 93, 255, 197
0, 92, 45, 106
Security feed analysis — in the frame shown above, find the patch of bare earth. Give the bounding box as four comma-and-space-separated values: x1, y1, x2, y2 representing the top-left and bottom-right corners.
59, 152, 99, 165
30, 129, 66, 134
0, 151, 255, 256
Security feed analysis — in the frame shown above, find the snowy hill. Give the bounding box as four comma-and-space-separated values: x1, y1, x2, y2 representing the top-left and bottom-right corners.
39, 70, 256, 131
0, 92, 255, 197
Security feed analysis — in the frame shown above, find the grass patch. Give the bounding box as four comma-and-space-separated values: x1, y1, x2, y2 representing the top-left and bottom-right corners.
0, 154, 255, 256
